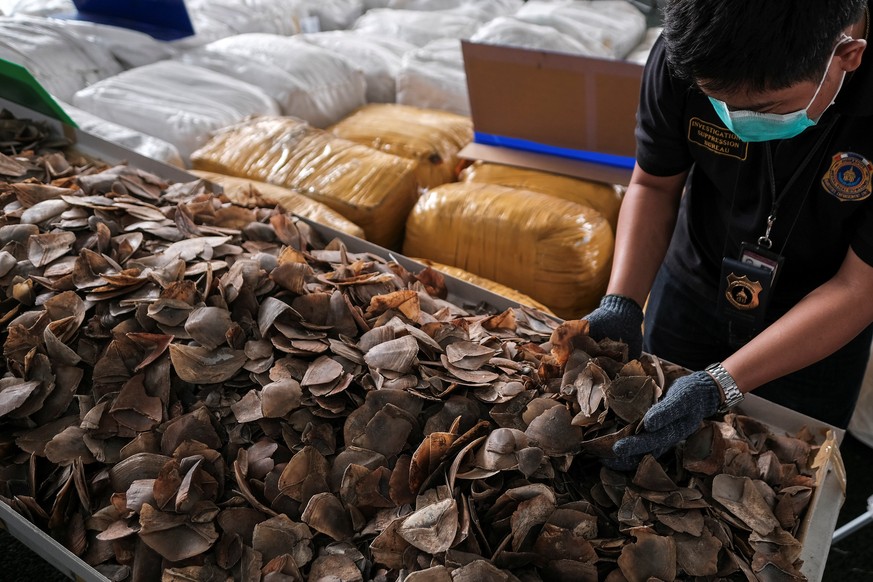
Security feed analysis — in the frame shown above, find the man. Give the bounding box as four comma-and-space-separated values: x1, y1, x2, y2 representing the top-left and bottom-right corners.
584, 0, 873, 467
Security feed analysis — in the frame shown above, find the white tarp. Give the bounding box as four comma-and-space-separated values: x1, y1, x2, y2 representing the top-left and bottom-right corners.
72, 60, 279, 161
178, 33, 366, 127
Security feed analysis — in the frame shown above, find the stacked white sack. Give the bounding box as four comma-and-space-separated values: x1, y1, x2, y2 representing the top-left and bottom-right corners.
0, 15, 122, 101
296, 0, 363, 31
386, 0, 523, 20
297, 31, 415, 103
55, 99, 185, 168
72, 60, 279, 161
174, 0, 308, 48
470, 16, 600, 55
626, 26, 663, 65
396, 38, 468, 116
352, 8, 481, 47
49, 19, 176, 69
513, 0, 647, 59
178, 34, 366, 127
1, 0, 72, 16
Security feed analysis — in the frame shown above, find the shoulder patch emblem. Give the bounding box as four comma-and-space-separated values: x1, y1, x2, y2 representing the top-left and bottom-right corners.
687, 118, 748, 160
821, 152, 873, 202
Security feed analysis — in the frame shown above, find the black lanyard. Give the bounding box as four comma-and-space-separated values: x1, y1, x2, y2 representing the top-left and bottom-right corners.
759, 115, 840, 249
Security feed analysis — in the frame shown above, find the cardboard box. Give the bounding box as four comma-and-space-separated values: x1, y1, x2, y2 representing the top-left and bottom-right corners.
459, 41, 644, 186
0, 98, 844, 582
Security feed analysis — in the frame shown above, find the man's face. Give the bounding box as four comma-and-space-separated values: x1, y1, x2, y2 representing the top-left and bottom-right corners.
699, 37, 867, 120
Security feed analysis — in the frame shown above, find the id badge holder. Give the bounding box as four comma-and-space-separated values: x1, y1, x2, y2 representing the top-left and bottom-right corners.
738, 242, 784, 288
717, 256, 774, 332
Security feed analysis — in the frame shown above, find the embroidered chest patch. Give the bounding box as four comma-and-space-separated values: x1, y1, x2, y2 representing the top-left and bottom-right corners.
821, 152, 873, 202
687, 118, 749, 160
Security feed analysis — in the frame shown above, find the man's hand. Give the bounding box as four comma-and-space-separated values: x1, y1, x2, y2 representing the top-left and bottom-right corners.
585, 294, 645, 360
609, 370, 722, 468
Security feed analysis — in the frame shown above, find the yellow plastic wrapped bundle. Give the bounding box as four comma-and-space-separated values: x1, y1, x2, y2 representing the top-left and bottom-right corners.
329, 104, 473, 189
403, 183, 614, 318
412, 258, 555, 315
190, 116, 419, 249
190, 170, 366, 240
460, 161, 624, 229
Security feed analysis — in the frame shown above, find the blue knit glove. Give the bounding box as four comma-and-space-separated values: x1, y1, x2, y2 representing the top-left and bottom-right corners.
584, 294, 644, 360
609, 370, 722, 469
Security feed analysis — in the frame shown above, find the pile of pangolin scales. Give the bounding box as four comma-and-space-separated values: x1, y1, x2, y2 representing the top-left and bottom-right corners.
0, 113, 821, 582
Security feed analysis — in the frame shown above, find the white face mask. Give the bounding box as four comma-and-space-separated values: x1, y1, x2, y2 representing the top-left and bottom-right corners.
708, 35, 852, 142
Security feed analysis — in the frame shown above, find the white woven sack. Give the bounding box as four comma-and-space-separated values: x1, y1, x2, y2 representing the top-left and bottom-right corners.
352, 8, 481, 46
72, 60, 279, 161
2, 0, 72, 16
396, 38, 469, 115
441, 0, 524, 21
514, 0, 647, 59
180, 33, 366, 127
297, 0, 363, 31
471, 16, 597, 55
53, 19, 177, 69
0, 15, 123, 101
626, 26, 663, 65
56, 99, 185, 168
298, 31, 415, 103
388, 0, 522, 19
174, 0, 308, 48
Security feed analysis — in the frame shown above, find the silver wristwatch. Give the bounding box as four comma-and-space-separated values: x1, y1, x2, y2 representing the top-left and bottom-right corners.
705, 362, 744, 414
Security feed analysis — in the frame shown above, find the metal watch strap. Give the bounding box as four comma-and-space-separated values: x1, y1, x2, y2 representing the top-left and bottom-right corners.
705, 362, 745, 414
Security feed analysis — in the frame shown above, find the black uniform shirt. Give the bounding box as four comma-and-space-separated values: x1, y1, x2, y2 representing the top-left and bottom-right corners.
636, 27, 873, 319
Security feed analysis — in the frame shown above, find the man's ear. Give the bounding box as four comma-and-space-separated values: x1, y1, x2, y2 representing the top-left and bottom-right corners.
838, 38, 867, 72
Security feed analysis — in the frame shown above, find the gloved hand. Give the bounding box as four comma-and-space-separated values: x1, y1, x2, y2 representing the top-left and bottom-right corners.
608, 370, 722, 470
585, 294, 644, 360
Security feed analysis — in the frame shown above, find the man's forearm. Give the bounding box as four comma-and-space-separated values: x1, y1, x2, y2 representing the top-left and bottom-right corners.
606, 165, 687, 307
724, 248, 873, 393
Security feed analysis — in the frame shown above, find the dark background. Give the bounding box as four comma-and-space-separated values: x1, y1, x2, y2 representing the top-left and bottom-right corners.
0, 433, 870, 581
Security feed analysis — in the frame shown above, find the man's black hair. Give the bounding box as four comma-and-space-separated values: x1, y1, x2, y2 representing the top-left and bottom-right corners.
662, 0, 867, 93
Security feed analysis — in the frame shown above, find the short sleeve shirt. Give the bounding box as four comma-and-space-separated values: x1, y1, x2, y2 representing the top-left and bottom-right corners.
636, 28, 873, 318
